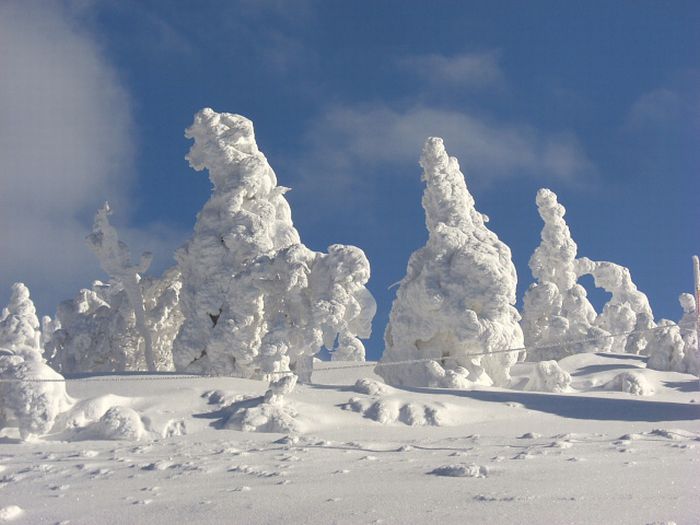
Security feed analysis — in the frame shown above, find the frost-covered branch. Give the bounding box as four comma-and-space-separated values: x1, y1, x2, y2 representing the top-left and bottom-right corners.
86, 203, 156, 371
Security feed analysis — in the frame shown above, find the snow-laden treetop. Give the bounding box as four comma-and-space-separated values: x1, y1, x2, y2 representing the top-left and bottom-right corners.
529, 188, 579, 292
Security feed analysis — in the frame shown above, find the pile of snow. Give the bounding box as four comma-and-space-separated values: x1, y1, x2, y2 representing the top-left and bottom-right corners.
522, 360, 573, 393
48, 208, 183, 374
377, 137, 523, 388
342, 396, 448, 426
84, 406, 146, 441
219, 375, 302, 433
521, 189, 609, 361
429, 464, 489, 478
173, 108, 375, 381
0, 284, 72, 440
604, 371, 655, 396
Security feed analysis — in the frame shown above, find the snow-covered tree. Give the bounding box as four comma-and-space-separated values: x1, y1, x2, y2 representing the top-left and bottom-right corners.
86, 203, 156, 371
0, 284, 72, 440
376, 137, 523, 388
48, 207, 183, 374
576, 257, 655, 353
48, 271, 182, 374
645, 319, 686, 373
172, 108, 375, 381
520, 189, 608, 361
678, 293, 698, 375
0, 283, 41, 352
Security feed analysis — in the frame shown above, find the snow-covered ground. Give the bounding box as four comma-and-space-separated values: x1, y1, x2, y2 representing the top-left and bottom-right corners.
1, 353, 698, 525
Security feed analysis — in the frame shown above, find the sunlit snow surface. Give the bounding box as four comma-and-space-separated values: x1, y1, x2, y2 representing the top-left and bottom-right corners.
1, 354, 698, 525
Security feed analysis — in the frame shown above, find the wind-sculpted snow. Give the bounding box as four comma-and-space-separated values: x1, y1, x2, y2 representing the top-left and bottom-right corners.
173, 108, 375, 380
0, 284, 72, 441
521, 189, 609, 361
377, 137, 523, 388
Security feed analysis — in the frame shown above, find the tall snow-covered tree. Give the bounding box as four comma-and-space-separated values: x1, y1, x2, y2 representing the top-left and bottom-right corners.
376, 137, 523, 388
521, 189, 609, 361
172, 108, 375, 381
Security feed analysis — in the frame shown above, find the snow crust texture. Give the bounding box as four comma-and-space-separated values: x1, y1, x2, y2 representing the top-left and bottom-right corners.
377, 137, 523, 388
172, 108, 375, 380
0, 284, 72, 440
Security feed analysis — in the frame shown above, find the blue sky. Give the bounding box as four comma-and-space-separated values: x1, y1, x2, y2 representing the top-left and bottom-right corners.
1, 1, 698, 360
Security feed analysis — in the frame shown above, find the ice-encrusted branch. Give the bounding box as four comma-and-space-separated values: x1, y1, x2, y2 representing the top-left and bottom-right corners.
86, 203, 156, 371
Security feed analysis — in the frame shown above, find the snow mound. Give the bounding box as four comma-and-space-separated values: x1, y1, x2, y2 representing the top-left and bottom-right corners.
87, 406, 146, 441
378, 137, 523, 388
0, 506, 23, 522
221, 376, 304, 433
522, 360, 573, 393
173, 108, 376, 381
353, 378, 393, 396
429, 464, 488, 478
342, 396, 449, 426
604, 371, 655, 396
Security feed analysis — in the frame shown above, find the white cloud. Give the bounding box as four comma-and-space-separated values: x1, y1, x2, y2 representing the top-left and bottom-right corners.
297, 104, 593, 191
0, 2, 184, 315
398, 51, 504, 89
624, 73, 700, 132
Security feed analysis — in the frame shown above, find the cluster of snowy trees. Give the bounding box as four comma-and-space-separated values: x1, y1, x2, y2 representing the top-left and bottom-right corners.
1, 108, 698, 438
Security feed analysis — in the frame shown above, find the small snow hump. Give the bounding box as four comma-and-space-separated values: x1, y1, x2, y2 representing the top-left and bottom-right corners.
429, 464, 488, 478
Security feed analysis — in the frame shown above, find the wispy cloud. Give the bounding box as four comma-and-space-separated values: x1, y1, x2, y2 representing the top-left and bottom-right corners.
295, 104, 594, 197
0, 2, 185, 314
624, 76, 700, 132
398, 51, 504, 90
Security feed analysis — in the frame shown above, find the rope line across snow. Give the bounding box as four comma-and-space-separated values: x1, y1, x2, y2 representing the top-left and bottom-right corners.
0, 324, 695, 383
